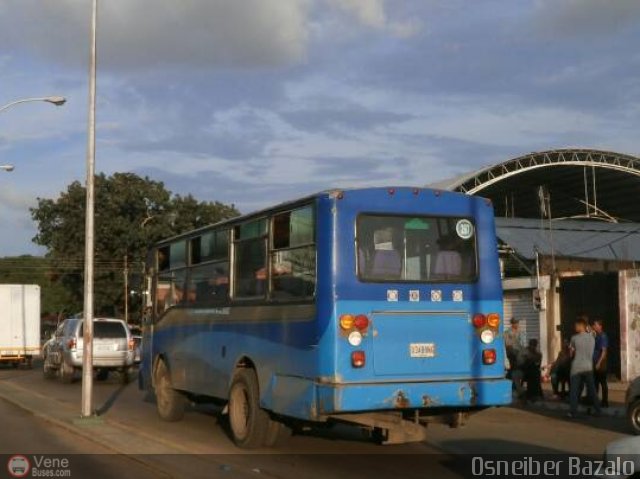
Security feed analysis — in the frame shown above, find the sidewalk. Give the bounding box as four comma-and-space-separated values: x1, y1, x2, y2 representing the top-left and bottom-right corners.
522, 382, 627, 418
522, 398, 626, 417
0, 379, 259, 478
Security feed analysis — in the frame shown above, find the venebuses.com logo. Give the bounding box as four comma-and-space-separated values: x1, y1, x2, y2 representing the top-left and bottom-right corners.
7, 455, 30, 478
6, 454, 72, 478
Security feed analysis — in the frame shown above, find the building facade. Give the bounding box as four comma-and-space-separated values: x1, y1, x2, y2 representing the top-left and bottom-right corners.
436, 149, 640, 381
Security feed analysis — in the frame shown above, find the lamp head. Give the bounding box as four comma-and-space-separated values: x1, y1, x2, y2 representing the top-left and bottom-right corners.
45, 96, 66, 106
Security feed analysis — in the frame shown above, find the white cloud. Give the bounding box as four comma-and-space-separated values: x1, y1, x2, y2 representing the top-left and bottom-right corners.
534, 0, 640, 36
0, 0, 310, 69
0, 0, 421, 71
326, 0, 421, 37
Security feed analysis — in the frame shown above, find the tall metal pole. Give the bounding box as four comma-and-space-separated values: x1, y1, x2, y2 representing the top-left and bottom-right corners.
124, 255, 129, 323
81, 0, 98, 418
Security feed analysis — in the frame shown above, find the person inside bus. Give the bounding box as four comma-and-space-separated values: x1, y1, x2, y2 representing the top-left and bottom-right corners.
364, 227, 402, 279
432, 235, 462, 279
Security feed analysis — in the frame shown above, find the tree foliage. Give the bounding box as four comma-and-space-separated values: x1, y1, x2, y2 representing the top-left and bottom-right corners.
0, 255, 75, 316
30, 173, 239, 318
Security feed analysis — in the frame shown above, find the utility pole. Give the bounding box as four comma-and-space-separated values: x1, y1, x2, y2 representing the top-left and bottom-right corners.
81, 0, 98, 419
124, 255, 129, 324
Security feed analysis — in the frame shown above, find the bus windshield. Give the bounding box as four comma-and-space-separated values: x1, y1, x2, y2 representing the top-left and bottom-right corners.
357, 214, 477, 283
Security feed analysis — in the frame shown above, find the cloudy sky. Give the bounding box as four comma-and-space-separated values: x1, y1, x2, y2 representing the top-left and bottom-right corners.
1, 0, 639, 255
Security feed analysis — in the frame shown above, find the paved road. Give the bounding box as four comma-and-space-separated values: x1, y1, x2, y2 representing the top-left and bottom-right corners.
0, 397, 162, 479
0, 365, 465, 478
0, 364, 634, 478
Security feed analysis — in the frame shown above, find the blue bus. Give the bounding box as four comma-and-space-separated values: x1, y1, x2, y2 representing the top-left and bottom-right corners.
139, 187, 511, 448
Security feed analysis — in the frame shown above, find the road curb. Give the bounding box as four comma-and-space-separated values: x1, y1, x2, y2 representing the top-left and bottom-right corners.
0, 380, 267, 478
0, 380, 181, 477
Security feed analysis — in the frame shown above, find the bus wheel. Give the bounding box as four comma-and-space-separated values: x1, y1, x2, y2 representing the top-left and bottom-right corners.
264, 419, 292, 447
155, 360, 185, 422
228, 369, 270, 448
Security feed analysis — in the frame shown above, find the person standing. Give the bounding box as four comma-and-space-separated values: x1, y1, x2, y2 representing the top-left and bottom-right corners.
592, 319, 609, 408
568, 316, 601, 418
523, 338, 543, 402
504, 318, 525, 399
550, 340, 571, 399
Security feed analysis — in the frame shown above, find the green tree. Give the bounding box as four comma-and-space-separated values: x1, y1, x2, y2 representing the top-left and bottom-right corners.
0, 255, 75, 316
30, 173, 239, 318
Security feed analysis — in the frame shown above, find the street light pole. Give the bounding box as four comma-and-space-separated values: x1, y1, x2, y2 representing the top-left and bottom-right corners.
0, 96, 66, 113
81, 0, 98, 418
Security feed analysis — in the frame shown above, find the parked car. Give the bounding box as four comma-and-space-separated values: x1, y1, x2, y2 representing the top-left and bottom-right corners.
42, 317, 134, 383
626, 376, 640, 434
603, 435, 639, 479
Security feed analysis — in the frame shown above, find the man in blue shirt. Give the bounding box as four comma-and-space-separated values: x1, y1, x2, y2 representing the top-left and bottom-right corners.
592, 318, 609, 408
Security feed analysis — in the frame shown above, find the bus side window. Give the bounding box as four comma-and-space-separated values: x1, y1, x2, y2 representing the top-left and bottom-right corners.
188, 230, 230, 305
270, 206, 316, 300
234, 219, 267, 299
156, 270, 186, 312
187, 262, 230, 304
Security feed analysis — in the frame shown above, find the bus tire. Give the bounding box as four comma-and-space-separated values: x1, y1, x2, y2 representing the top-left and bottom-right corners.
155, 360, 185, 422
228, 369, 270, 449
264, 419, 292, 447
628, 399, 640, 435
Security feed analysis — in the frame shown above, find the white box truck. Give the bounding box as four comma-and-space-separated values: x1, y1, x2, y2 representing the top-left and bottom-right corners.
0, 284, 41, 367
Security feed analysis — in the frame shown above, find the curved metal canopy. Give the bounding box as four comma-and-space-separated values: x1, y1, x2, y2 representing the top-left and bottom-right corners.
445, 149, 640, 223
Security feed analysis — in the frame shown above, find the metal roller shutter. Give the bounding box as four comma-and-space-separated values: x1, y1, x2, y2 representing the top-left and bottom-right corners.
503, 289, 540, 344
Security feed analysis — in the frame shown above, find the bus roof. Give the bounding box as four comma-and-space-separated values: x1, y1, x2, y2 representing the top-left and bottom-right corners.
153, 186, 472, 247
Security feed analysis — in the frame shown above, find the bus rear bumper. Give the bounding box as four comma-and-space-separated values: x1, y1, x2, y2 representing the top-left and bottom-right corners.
315, 378, 512, 415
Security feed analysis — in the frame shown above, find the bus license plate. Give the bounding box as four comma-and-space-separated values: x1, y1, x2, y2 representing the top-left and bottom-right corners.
409, 343, 435, 358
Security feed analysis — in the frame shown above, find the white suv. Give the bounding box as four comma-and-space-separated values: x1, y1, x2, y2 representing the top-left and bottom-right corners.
43, 318, 135, 383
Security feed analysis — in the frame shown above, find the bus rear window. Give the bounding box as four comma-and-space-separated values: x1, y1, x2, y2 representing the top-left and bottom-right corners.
357, 214, 477, 283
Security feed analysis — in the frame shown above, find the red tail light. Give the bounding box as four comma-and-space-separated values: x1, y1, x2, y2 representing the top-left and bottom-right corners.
67, 338, 76, 349
351, 351, 366, 368
472, 314, 486, 328
128, 339, 135, 351
354, 314, 369, 331
482, 349, 496, 365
